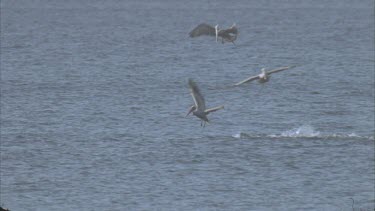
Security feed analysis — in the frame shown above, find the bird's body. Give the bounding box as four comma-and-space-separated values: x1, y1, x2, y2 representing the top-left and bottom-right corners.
257, 68, 270, 83
189, 23, 238, 44
186, 79, 224, 127
191, 109, 209, 123
234, 66, 296, 86
217, 24, 238, 43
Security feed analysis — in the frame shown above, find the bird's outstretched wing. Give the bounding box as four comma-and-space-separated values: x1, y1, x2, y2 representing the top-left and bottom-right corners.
267, 65, 297, 75
205, 105, 224, 114
234, 75, 260, 86
188, 79, 206, 111
189, 23, 216, 37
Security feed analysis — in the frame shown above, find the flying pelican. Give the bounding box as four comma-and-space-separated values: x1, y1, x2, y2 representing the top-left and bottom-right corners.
234, 66, 297, 86
189, 23, 238, 44
186, 79, 224, 127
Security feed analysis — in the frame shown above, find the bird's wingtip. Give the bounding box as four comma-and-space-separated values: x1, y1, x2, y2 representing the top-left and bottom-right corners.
188, 78, 197, 88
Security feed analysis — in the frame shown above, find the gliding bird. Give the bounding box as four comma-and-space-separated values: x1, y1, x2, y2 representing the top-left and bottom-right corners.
234, 66, 297, 86
189, 23, 238, 44
186, 79, 224, 127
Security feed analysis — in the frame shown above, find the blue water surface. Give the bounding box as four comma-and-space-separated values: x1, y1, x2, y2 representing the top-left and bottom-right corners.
1, 0, 374, 210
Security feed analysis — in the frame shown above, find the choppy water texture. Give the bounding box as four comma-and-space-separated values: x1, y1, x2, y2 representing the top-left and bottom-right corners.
1, 0, 374, 210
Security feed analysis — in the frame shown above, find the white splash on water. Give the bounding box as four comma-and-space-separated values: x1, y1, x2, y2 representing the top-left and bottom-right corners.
232, 125, 374, 140
279, 125, 320, 138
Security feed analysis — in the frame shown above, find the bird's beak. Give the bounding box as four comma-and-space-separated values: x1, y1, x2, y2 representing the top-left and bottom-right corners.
186, 106, 194, 117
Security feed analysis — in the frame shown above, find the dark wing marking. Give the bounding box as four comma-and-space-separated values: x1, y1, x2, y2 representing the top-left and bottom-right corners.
189, 23, 216, 37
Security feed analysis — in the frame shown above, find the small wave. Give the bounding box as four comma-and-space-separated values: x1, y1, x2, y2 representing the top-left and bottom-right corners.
232, 133, 263, 139
232, 125, 374, 141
